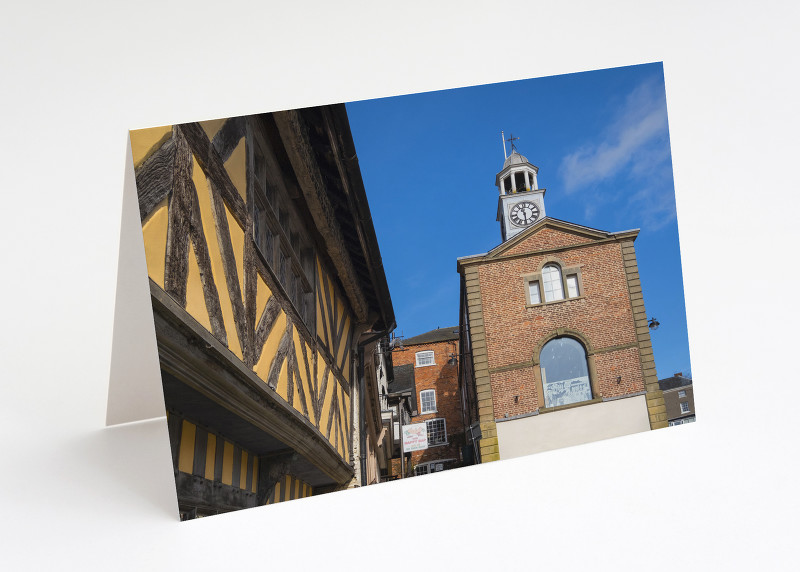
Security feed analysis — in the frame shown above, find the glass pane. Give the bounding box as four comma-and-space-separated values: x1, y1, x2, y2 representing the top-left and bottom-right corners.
416, 351, 434, 366
566, 275, 579, 298
420, 390, 436, 413
540, 337, 591, 407
529, 281, 541, 304
542, 264, 564, 302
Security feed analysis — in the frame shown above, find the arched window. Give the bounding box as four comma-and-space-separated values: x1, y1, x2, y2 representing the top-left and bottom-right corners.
524, 260, 583, 306
541, 264, 565, 302
540, 337, 592, 408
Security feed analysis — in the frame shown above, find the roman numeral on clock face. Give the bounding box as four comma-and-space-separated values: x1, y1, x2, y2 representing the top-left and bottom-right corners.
510, 201, 539, 226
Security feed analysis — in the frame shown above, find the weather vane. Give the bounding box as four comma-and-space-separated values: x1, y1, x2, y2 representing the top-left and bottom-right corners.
506, 133, 520, 153
500, 130, 520, 159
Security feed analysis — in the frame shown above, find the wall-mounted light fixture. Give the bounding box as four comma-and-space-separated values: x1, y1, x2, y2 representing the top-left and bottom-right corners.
648, 317, 660, 330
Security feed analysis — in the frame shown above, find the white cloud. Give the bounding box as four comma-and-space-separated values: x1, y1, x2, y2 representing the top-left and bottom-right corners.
558, 77, 675, 229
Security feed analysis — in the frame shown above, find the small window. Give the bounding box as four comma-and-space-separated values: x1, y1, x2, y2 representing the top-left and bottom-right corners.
680, 402, 690, 414
426, 418, 447, 446
523, 261, 583, 307
415, 351, 435, 367
542, 264, 565, 302
566, 274, 579, 298
420, 390, 437, 413
678, 390, 686, 398
414, 460, 454, 476
528, 281, 541, 304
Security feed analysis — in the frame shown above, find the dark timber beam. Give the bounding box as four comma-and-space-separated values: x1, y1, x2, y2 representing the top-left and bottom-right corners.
151, 280, 354, 486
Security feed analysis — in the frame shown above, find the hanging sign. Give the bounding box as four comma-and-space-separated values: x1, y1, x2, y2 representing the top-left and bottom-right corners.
401, 423, 429, 452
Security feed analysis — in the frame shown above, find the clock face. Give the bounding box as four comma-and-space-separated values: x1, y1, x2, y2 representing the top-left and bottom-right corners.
509, 201, 540, 227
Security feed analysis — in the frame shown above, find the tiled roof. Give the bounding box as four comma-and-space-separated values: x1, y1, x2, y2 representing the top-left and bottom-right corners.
658, 374, 693, 391
401, 326, 459, 346
389, 364, 417, 411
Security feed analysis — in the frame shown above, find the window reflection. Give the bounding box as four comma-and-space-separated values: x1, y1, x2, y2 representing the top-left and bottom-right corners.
540, 337, 592, 408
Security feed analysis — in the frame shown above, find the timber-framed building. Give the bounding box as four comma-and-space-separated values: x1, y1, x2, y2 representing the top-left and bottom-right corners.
131, 105, 395, 519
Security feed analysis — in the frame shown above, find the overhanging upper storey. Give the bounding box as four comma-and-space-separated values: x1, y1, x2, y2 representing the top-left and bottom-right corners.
273, 105, 395, 334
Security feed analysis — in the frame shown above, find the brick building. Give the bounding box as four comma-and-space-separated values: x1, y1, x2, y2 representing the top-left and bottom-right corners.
457, 147, 667, 463
390, 328, 466, 476
658, 373, 696, 426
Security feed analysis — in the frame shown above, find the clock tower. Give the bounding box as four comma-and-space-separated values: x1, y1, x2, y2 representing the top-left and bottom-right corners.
495, 147, 546, 242
457, 133, 669, 466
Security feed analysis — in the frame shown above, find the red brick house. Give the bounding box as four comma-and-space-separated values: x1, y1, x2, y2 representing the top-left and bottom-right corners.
390, 328, 466, 476
457, 149, 667, 463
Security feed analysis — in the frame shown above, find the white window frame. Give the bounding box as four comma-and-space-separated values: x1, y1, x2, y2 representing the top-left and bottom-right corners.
680, 401, 690, 414
542, 263, 565, 302
566, 274, 580, 298
425, 418, 447, 446
420, 389, 437, 414
678, 390, 686, 398
523, 261, 584, 307
415, 350, 435, 367
528, 280, 541, 304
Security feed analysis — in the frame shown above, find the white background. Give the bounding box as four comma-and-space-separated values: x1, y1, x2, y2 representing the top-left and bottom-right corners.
2, 1, 798, 569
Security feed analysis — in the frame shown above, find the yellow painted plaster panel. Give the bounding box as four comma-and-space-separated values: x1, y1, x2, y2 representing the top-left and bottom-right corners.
130, 126, 172, 168
205, 433, 216, 480
338, 386, 347, 457
294, 478, 300, 500
318, 360, 335, 443
276, 357, 289, 401
271, 480, 281, 504
185, 242, 213, 332
222, 441, 234, 485
326, 274, 336, 330
251, 460, 258, 493
256, 274, 272, 325
254, 312, 287, 382
336, 315, 351, 370
141, 198, 168, 287
225, 204, 245, 300
316, 294, 325, 347
317, 259, 331, 350
193, 157, 242, 359
178, 420, 196, 474
240, 451, 248, 489
199, 118, 225, 142
342, 386, 349, 432
224, 137, 247, 202
293, 328, 315, 425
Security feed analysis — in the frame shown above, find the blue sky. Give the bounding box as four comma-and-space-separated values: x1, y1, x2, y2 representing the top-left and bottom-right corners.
346, 62, 692, 379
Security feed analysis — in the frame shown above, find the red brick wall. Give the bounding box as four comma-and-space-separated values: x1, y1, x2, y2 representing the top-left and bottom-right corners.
504, 226, 594, 256
392, 339, 465, 471
476, 234, 646, 420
